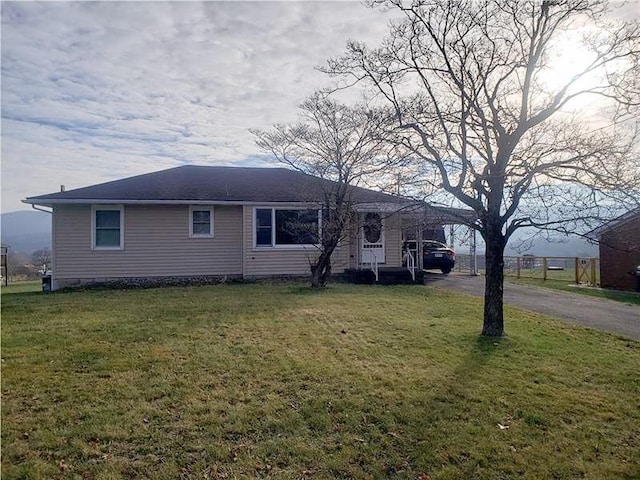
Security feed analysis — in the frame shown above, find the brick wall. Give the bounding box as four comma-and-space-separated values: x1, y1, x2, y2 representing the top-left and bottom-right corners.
599, 214, 640, 291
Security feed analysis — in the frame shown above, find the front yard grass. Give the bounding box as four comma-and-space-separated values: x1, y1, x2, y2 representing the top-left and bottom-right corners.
2, 282, 639, 479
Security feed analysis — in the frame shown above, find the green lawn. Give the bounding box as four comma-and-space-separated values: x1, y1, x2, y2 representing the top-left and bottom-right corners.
2, 283, 639, 479
508, 278, 640, 305
1, 280, 41, 294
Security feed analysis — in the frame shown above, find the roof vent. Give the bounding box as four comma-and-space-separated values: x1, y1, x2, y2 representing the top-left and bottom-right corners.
60, 185, 66, 192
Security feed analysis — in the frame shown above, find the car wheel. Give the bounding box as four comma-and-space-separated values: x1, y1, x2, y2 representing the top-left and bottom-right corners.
441, 267, 451, 274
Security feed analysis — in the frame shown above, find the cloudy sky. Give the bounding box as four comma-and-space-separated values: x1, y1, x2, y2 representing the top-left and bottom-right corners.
1, 1, 398, 212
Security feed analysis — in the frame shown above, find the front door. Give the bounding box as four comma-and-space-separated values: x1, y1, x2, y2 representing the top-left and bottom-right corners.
360, 212, 385, 264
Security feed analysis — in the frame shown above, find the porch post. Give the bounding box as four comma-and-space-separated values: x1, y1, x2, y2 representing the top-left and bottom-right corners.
417, 222, 423, 270
356, 212, 361, 268
470, 228, 478, 276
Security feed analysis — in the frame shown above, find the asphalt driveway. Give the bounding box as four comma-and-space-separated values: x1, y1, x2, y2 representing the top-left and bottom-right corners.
426, 273, 640, 341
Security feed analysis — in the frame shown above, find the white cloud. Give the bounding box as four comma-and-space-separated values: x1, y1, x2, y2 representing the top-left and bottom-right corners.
1, 1, 397, 211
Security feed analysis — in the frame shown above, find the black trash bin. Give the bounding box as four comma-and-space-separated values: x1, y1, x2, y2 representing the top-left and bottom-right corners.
42, 275, 52, 293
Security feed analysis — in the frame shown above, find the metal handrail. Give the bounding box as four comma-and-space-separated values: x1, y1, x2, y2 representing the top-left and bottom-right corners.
404, 247, 416, 282
370, 251, 379, 282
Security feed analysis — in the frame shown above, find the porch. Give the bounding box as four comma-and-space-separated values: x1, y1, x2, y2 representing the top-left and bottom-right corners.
348, 202, 477, 284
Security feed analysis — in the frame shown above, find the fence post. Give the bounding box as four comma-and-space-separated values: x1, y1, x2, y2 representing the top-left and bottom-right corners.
542, 257, 548, 281
574, 257, 579, 284
590, 258, 596, 286
0, 246, 7, 286
516, 257, 521, 279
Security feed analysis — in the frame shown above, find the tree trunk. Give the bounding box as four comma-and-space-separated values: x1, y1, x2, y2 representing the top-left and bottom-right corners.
310, 210, 343, 288
311, 251, 332, 288
482, 229, 506, 337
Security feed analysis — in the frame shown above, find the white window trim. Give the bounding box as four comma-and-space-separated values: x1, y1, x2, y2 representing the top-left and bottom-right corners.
189, 205, 215, 238
253, 206, 322, 250
91, 204, 124, 251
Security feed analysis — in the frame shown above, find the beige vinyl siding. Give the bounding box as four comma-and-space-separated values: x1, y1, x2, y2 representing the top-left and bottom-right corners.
384, 212, 402, 267
242, 206, 349, 276
53, 204, 242, 279
348, 215, 360, 269
51, 207, 58, 276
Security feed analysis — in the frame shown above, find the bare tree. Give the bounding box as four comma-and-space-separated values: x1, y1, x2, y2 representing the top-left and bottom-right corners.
324, 0, 640, 336
252, 92, 401, 288
31, 248, 52, 275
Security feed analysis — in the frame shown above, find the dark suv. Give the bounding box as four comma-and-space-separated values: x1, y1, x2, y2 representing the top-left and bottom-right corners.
403, 240, 456, 274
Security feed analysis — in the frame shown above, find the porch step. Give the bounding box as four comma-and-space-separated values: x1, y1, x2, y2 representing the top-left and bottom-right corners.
345, 268, 424, 285
378, 267, 419, 285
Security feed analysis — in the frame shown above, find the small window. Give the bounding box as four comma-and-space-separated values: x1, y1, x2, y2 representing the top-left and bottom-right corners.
92, 205, 123, 250
190, 206, 214, 237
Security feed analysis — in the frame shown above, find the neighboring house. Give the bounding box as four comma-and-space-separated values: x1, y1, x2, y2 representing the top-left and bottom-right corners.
24, 166, 473, 290
590, 208, 640, 291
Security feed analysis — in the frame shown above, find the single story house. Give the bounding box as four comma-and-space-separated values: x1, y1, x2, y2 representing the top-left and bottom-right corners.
589, 208, 640, 291
24, 165, 474, 290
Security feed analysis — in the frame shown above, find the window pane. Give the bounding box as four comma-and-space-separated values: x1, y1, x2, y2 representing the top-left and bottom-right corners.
363, 212, 382, 243
275, 209, 318, 245
298, 209, 320, 225
193, 222, 210, 235
192, 210, 210, 223
256, 209, 272, 227
96, 229, 120, 247
256, 228, 272, 246
96, 210, 120, 229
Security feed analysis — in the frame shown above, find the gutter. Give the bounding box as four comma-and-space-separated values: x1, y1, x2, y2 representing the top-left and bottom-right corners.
31, 204, 53, 214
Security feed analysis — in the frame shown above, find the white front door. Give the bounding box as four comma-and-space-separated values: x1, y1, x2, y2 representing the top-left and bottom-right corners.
360, 212, 385, 264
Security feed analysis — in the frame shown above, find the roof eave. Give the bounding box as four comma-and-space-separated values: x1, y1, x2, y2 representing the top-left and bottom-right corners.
22, 198, 331, 207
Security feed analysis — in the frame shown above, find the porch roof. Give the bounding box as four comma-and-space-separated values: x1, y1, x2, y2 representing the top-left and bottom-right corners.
353, 202, 477, 226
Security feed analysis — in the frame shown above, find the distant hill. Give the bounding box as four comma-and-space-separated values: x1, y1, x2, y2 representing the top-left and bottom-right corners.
505, 235, 598, 258
452, 230, 599, 258
1, 210, 52, 254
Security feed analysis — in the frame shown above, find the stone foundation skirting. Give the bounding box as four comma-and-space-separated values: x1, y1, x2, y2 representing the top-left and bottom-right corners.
53, 274, 243, 291
49, 272, 357, 291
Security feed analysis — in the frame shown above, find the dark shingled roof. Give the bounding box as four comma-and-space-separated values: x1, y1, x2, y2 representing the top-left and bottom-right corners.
25, 165, 410, 205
